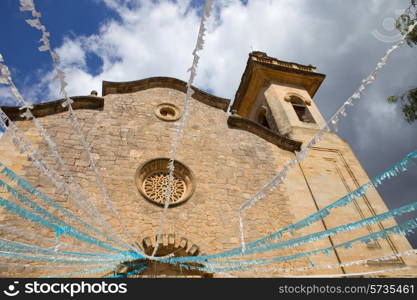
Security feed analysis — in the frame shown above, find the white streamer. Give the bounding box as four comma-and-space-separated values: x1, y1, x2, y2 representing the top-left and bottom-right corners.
0, 111, 134, 254
249, 265, 417, 278
152, 0, 213, 256
204, 249, 417, 277
238, 21, 417, 250
0, 57, 134, 252
0, 261, 110, 270
19, 0, 141, 254
0, 224, 112, 255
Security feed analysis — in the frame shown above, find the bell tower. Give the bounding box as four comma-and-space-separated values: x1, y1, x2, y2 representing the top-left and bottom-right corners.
231, 51, 327, 141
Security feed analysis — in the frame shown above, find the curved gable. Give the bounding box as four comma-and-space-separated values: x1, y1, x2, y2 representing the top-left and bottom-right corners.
102, 77, 230, 112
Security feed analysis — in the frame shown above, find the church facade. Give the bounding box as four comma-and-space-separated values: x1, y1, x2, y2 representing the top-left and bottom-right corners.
0, 51, 416, 277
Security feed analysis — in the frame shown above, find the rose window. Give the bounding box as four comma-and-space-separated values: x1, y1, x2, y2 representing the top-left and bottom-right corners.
135, 158, 195, 207
143, 172, 185, 204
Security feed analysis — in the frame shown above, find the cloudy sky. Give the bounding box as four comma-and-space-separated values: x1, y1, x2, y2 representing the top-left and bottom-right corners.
0, 0, 416, 247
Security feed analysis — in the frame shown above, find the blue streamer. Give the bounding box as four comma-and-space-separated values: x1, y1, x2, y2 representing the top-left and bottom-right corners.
107, 263, 148, 278
0, 163, 131, 250
44, 265, 119, 278
0, 195, 141, 259
0, 139, 414, 274
0, 250, 125, 265
233, 200, 417, 258
0, 239, 128, 260
0, 180, 132, 255
169, 150, 417, 262
167, 198, 417, 264
179, 217, 417, 273
123, 264, 148, 277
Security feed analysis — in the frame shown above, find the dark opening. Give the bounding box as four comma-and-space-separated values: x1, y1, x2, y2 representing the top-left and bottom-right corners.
292, 103, 315, 123
110, 236, 213, 278
256, 108, 271, 130
160, 107, 176, 117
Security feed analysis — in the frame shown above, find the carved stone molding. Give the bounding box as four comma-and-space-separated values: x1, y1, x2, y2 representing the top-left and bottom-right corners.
284, 94, 312, 106
0, 96, 104, 121
227, 115, 302, 152
112, 235, 212, 278
102, 77, 230, 112
135, 158, 196, 207
154, 103, 182, 122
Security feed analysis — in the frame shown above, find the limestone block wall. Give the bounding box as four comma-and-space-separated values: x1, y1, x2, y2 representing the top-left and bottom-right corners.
0, 88, 305, 277
253, 77, 417, 276
0, 87, 415, 277
285, 127, 417, 275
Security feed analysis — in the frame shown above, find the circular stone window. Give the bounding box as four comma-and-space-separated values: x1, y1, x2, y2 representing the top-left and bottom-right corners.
154, 103, 182, 122
135, 158, 195, 207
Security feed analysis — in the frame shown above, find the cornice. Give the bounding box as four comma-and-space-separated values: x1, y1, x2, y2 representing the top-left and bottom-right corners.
0, 96, 104, 121
227, 114, 302, 152
102, 77, 230, 112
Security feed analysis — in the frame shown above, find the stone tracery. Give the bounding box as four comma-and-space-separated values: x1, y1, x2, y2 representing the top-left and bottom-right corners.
143, 171, 186, 205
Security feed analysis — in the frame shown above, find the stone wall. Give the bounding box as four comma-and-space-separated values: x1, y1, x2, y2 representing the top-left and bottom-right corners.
0, 86, 415, 277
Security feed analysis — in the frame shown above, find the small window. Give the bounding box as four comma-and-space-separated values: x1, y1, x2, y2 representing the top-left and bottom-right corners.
154, 103, 182, 122
159, 106, 176, 118
288, 96, 316, 124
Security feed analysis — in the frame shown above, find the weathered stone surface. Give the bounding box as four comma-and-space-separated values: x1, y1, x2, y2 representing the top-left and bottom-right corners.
0, 53, 415, 278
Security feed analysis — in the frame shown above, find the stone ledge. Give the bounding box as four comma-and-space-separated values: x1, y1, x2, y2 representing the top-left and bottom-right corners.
0, 96, 104, 121
366, 258, 405, 266
232, 51, 326, 116
102, 77, 230, 112
227, 114, 302, 152
141, 234, 201, 257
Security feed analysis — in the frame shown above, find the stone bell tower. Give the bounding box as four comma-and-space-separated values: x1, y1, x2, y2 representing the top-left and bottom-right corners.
231, 51, 327, 142
229, 51, 417, 275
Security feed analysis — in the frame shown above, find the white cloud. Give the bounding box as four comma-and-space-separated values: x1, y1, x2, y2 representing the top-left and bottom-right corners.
0, 86, 14, 106
3, 0, 417, 246
45, 0, 202, 98
56, 38, 86, 69
13, 0, 416, 148
35, 0, 411, 102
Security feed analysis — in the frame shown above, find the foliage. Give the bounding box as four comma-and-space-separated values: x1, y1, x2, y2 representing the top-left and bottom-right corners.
387, 88, 417, 123
396, 0, 417, 46
387, 0, 417, 123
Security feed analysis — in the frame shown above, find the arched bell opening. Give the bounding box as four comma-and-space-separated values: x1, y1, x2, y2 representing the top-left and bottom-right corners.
285, 95, 316, 124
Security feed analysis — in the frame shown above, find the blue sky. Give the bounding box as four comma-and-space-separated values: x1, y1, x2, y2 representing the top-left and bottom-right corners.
0, 0, 417, 250
0, 0, 118, 101
0, 0, 211, 102
0, 0, 213, 103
